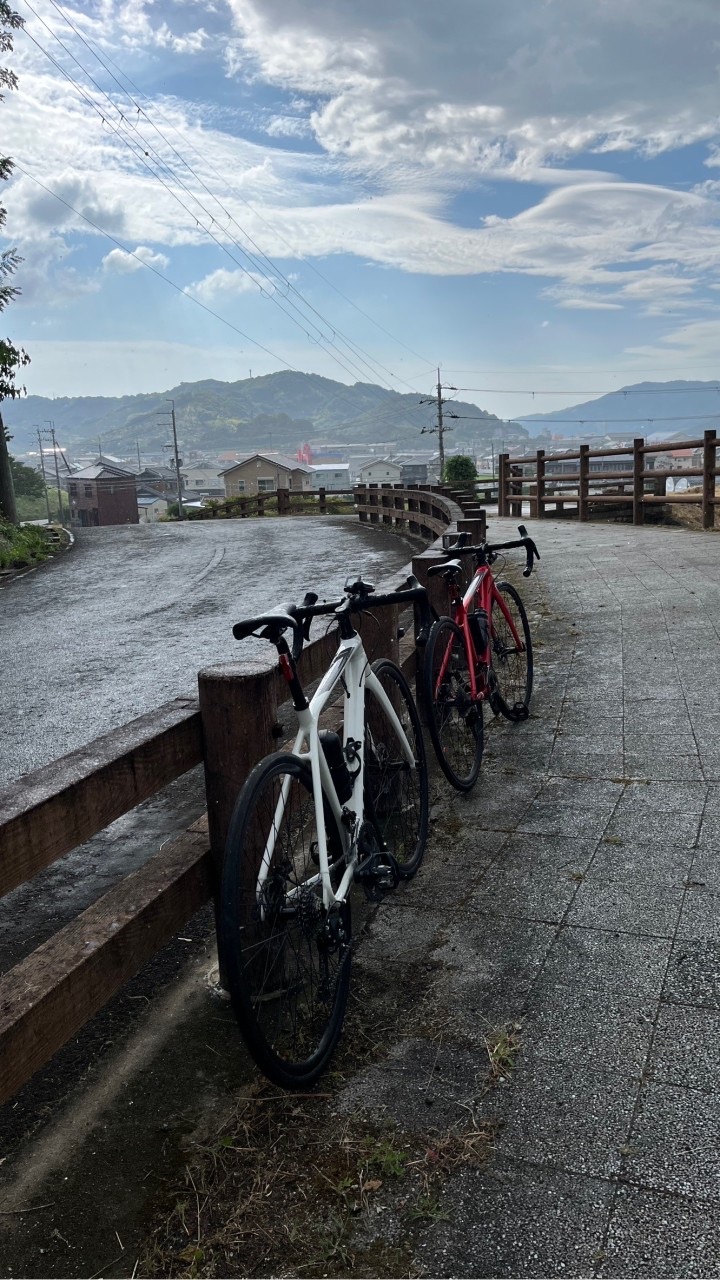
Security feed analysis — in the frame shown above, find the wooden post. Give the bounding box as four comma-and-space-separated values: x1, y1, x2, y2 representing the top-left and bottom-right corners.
318, 486, 327, 514
277, 487, 290, 515
536, 449, 546, 519
257, 494, 265, 518
198, 661, 280, 876
498, 453, 509, 517
393, 483, 406, 527
633, 438, 645, 525
369, 484, 379, 523
703, 429, 717, 530
578, 444, 589, 522
510, 465, 523, 518
356, 485, 368, 522
381, 483, 393, 525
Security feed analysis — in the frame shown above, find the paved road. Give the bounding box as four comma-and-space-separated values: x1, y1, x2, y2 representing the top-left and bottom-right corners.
0, 517, 413, 786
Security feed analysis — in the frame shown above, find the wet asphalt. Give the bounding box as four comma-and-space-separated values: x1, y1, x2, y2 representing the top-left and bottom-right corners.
0, 516, 414, 973
0, 516, 413, 786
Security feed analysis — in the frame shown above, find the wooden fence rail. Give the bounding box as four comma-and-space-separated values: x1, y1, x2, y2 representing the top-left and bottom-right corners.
0, 493, 468, 1106
498, 430, 719, 528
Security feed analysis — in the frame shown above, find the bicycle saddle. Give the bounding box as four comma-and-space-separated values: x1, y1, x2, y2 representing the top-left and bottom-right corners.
427, 559, 463, 578
233, 605, 300, 642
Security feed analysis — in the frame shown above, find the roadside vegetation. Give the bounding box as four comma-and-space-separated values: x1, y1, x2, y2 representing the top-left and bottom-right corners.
0, 519, 51, 569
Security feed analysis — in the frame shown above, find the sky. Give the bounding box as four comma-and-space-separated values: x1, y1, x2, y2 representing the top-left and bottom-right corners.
3, 0, 720, 421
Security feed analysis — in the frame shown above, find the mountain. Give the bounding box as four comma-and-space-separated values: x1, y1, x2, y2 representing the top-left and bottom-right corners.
3, 371, 529, 459
516, 380, 720, 441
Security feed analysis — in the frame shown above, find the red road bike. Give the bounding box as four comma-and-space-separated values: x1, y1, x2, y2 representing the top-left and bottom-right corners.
422, 525, 540, 790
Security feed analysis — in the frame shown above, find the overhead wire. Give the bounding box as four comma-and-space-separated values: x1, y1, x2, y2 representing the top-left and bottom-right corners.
19, 12, 388, 390
20, 0, 422, 396
44, 0, 434, 373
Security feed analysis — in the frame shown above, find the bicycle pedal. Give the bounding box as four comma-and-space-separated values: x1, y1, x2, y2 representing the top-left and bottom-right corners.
353, 850, 400, 901
513, 702, 529, 721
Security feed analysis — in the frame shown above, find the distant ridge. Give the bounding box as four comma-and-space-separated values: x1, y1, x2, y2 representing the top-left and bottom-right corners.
516, 380, 720, 440
4, 370, 528, 457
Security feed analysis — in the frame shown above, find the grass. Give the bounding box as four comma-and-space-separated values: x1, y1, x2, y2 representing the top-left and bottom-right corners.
139, 958, 520, 1279
0, 520, 53, 570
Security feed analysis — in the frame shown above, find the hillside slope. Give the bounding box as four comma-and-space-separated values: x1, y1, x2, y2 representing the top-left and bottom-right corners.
4, 371, 528, 456
516, 380, 720, 440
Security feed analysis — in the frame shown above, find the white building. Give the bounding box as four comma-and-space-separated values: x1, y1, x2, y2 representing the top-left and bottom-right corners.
180, 465, 225, 497
310, 464, 352, 490
355, 458, 403, 485
137, 493, 168, 522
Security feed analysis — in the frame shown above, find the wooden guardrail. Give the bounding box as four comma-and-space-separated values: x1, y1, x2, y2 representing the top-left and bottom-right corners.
0, 502, 470, 1107
354, 482, 487, 544
185, 486, 355, 519
498, 431, 719, 528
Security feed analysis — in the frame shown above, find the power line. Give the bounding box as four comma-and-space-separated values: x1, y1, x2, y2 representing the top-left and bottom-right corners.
20, 0, 421, 395
451, 385, 720, 397
45, 0, 433, 372
448, 412, 720, 424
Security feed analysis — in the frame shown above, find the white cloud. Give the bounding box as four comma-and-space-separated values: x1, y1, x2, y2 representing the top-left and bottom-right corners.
186, 267, 275, 302
102, 245, 170, 273
225, 0, 720, 178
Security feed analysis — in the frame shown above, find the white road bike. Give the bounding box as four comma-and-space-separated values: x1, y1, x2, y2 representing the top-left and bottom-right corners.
219, 577, 431, 1089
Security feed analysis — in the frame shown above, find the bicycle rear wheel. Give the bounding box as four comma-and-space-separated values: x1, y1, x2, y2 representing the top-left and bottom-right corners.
363, 659, 429, 878
422, 616, 484, 790
490, 581, 534, 721
219, 752, 351, 1089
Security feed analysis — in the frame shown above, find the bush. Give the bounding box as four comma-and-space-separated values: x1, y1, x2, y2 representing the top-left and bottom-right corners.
443, 455, 478, 486
0, 521, 50, 569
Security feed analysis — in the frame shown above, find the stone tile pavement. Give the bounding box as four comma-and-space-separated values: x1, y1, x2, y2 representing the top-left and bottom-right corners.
346, 517, 720, 1277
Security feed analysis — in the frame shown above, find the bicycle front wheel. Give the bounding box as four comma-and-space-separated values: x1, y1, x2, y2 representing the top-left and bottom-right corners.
422, 616, 484, 790
219, 753, 351, 1089
364, 659, 429, 878
490, 581, 534, 721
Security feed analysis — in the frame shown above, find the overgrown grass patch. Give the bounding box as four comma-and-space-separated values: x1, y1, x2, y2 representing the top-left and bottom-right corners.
0, 520, 52, 570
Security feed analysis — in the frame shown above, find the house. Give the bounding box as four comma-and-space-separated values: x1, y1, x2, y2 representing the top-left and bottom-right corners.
136, 466, 182, 497
355, 458, 403, 485
393, 458, 429, 485
310, 464, 352, 491
221, 454, 312, 498
653, 448, 703, 472
180, 465, 225, 497
137, 490, 169, 523
68, 463, 138, 527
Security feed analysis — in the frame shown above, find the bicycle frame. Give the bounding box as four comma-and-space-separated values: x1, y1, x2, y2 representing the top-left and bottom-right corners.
257, 631, 417, 913
439, 563, 527, 704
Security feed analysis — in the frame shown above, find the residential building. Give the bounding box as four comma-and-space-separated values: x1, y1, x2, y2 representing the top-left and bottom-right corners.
136, 466, 182, 497
653, 448, 703, 471
180, 465, 225, 497
68, 463, 138, 527
222, 453, 312, 497
310, 463, 352, 490
355, 458, 403, 485
137, 489, 169, 523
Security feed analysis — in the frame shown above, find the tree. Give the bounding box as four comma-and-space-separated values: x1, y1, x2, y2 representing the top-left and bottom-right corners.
0, 1, 28, 526
444, 454, 478, 487
10, 454, 44, 498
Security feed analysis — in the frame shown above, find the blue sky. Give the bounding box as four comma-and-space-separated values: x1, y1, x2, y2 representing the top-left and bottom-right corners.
4, 0, 720, 420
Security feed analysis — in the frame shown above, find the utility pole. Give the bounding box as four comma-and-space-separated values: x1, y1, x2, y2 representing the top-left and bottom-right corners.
419, 367, 455, 481
45, 420, 64, 524
158, 399, 184, 520
36, 427, 52, 523
136, 440, 142, 472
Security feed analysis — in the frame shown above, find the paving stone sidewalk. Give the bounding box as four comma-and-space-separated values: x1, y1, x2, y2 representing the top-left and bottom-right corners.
347, 517, 720, 1278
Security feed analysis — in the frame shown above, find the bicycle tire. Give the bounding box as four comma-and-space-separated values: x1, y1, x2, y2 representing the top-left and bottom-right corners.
219, 752, 351, 1089
422, 616, 484, 791
490, 581, 534, 721
363, 658, 429, 877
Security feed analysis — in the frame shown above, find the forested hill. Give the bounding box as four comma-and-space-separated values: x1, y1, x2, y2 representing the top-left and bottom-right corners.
4, 371, 528, 456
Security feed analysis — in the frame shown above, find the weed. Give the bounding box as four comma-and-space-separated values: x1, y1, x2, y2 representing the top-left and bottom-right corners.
485, 1022, 522, 1081
408, 1195, 449, 1225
